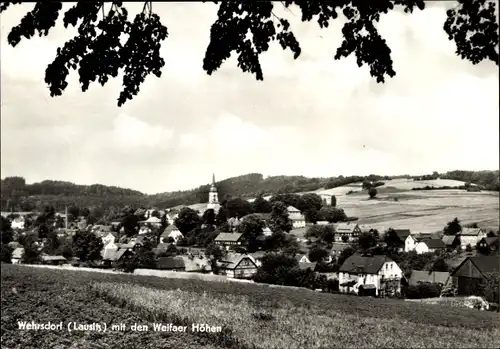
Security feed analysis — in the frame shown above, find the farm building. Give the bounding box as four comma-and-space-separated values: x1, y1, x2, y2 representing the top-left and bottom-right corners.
214, 232, 245, 250
476, 237, 499, 254
391, 229, 412, 251
217, 253, 258, 279
450, 256, 500, 301
458, 228, 487, 249
333, 223, 362, 242
409, 270, 451, 287
338, 253, 403, 297
41, 255, 67, 266
414, 239, 447, 254
405, 233, 441, 252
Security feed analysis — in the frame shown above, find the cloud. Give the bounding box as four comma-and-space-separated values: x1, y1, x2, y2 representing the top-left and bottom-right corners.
111, 113, 174, 150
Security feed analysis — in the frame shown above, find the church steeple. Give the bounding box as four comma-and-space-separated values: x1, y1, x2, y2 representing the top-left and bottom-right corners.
208, 173, 219, 205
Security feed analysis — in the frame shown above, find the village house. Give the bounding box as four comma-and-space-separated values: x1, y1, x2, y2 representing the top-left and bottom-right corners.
10, 216, 25, 230
320, 194, 332, 206
101, 232, 117, 246
458, 228, 487, 249
157, 256, 211, 273
11, 247, 24, 264
138, 226, 152, 235
476, 236, 499, 254
414, 239, 447, 254
404, 233, 440, 252
262, 226, 272, 237
160, 225, 183, 244
338, 253, 403, 297
287, 206, 306, 228
157, 256, 186, 271
214, 232, 245, 250
442, 235, 461, 251
217, 253, 258, 279
450, 255, 500, 300
333, 222, 362, 242
141, 216, 162, 227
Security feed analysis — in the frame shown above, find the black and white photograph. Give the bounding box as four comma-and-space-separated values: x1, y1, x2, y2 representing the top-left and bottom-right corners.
1, 1, 499, 348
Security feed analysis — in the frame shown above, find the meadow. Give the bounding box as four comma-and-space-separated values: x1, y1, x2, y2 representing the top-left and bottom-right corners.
2, 264, 500, 349
303, 178, 500, 233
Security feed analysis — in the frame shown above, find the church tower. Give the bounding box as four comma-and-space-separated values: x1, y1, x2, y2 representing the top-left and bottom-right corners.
207, 173, 220, 212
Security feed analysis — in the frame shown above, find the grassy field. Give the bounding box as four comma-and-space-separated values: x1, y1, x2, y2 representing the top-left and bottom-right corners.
300, 177, 500, 233
2, 264, 500, 348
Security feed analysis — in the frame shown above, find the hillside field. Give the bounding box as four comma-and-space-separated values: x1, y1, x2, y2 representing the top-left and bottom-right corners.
301, 179, 500, 233
2, 264, 500, 349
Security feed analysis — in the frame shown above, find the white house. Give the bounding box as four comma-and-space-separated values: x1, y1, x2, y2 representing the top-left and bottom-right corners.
11, 247, 24, 264
338, 253, 403, 296
287, 206, 306, 228
458, 228, 487, 249
414, 239, 447, 254
10, 217, 25, 230
138, 226, 152, 235
143, 216, 162, 227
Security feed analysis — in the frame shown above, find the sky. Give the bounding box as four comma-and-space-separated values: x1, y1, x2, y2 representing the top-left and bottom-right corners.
1, 2, 499, 195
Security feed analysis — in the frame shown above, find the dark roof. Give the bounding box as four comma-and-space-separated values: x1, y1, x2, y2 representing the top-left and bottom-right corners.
420, 239, 446, 249
409, 270, 450, 285
339, 253, 392, 274
359, 284, 377, 290
451, 256, 500, 277
214, 232, 243, 242
394, 229, 411, 240
334, 223, 359, 233
480, 237, 499, 247
442, 235, 459, 245
157, 257, 186, 270
469, 256, 500, 274
298, 262, 317, 271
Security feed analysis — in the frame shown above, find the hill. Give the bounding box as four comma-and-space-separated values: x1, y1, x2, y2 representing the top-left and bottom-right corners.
1, 170, 498, 212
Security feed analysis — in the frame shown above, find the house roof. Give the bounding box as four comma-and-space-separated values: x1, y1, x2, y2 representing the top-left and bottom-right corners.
480, 237, 500, 247
298, 262, 317, 271
287, 206, 300, 212
254, 213, 271, 221
411, 232, 441, 242
460, 228, 483, 236
145, 216, 161, 223
420, 239, 446, 249
249, 251, 266, 260
161, 225, 179, 237
330, 243, 350, 253
393, 229, 411, 240
218, 253, 256, 269
339, 253, 393, 274
442, 235, 459, 245
409, 270, 450, 285
102, 249, 129, 261
295, 254, 308, 262
214, 232, 243, 242
360, 284, 377, 290
41, 255, 66, 262
451, 256, 500, 276
116, 243, 135, 250
157, 256, 186, 269
334, 223, 359, 233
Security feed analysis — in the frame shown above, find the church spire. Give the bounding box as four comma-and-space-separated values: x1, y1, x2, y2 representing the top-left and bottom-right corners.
212, 173, 215, 185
